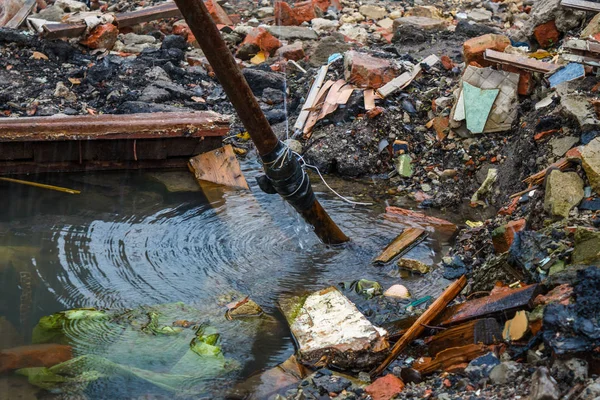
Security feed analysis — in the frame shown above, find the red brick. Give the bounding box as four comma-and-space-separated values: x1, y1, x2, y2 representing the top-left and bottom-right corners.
275, 41, 305, 61
344, 51, 399, 89
0, 344, 72, 373
432, 116, 449, 141
274, 0, 317, 26
205, 0, 233, 25
492, 218, 526, 253
502, 65, 533, 95
463, 34, 511, 66
534, 20, 560, 48
367, 106, 385, 119
441, 55, 454, 70
172, 20, 191, 39
365, 374, 405, 400
237, 27, 281, 59
312, 0, 330, 12
80, 23, 118, 50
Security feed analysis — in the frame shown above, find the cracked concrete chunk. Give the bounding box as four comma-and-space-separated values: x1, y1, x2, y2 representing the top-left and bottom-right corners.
282, 287, 389, 371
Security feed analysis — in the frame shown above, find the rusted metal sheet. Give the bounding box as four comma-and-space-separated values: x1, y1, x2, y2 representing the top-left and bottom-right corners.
42, 2, 182, 39
483, 49, 560, 73
560, 0, 600, 12
0, 112, 229, 142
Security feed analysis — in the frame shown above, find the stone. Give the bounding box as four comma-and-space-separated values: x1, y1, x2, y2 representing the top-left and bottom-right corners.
551, 358, 588, 383
205, 0, 233, 25
266, 26, 318, 40
392, 16, 447, 31
122, 33, 156, 46
274, 0, 317, 26
405, 5, 443, 19
284, 139, 303, 154
280, 287, 389, 370
572, 228, 600, 264
560, 94, 600, 132
468, 8, 492, 22
465, 352, 500, 380
146, 66, 171, 82
534, 20, 560, 48
383, 284, 410, 299
377, 18, 394, 30
55, 0, 88, 12
581, 12, 600, 39
529, 367, 560, 400
359, 5, 387, 20
262, 87, 285, 104
365, 374, 405, 400
256, 6, 274, 18
489, 361, 523, 385
492, 219, 526, 254
526, 0, 585, 36
0, 344, 72, 373
312, 371, 352, 393
397, 258, 430, 274
161, 34, 187, 50
582, 137, 600, 195
579, 381, 600, 399
275, 41, 305, 61
138, 86, 170, 103
80, 23, 118, 50
226, 297, 263, 318
463, 34, 511, 66
550, 136, 578, 157
35, 4, 66, 21
236, 27, 281, 60
311, 17, 339, 34
309, 34, 350, 65
544, 170, 584, 219
344, 51, 398, 89
53, 82, 76, 102
338, 23, 368, 44
242, 68, 285, 96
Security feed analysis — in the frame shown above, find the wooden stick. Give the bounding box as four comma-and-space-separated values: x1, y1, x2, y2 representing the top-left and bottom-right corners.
0, 177, 80, 194
370, 275, 467, 377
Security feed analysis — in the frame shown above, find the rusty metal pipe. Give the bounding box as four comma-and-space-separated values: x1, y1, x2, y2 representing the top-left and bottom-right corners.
172, 0, 348, 244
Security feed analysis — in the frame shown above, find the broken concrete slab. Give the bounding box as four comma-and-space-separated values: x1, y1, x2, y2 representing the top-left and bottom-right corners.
280, 287, 390, 371
544, 170, 584, 219
572, 228, 600, 265
559, 92, 600, 132
359, 5, 387, 20
582, 137, 600, 195
551, 136, 579, 157
393, 16, 447, 31
266, 25, 318, 40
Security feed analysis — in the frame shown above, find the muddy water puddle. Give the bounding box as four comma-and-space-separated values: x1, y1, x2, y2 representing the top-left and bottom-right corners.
1, 159, 466, 399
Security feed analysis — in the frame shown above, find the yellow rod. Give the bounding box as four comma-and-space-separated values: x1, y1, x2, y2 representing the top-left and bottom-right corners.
0, 177, 81, 195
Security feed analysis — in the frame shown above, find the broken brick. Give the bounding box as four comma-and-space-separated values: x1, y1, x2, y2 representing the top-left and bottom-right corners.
237, 27, 282, 60
205, 0, 233, 26
463, 34, 511, 66
274, 0, 317, 26
441, 55, 454, 70
80, 23, 118, 50
367, 106, 384, 119
344, 51, 399, 89
491, 218, 526, 253
172, 20, 191, 39
501, 65, 533, 95
533, 20, 560, 48
0, 344, 73, 373
275, 41, 305, 61
365, 374, 405, 400
312, 0, 330, 12
432, 116, 449, 141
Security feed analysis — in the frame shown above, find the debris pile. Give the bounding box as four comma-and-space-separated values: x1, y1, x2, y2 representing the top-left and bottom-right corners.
1, 0, 600, 397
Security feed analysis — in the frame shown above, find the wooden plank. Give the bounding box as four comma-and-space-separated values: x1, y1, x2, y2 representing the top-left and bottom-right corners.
4, 0, 37, 29
0, 112, 229, 142
373, 227, 427, 264
370, 276, 467, 377
424, 318, 502, 357
436, 284, 541, 327
483, 49, 560, 73
294, 65, 328, 133
336, 86, 355, 104
413, 343, 489, 375
364, 89, 377, 111
188, 144, 249, 190
377, 55, 439, 98
563, 39, 600, 54
560, 0, 600, 12
317, 79, 347, 119
303, 80, 335, 137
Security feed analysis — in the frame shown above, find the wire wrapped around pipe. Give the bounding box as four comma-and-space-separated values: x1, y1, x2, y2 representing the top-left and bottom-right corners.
257, 141, 316, 212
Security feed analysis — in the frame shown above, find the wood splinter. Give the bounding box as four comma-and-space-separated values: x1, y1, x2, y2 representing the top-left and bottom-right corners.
370, 275, 467, 378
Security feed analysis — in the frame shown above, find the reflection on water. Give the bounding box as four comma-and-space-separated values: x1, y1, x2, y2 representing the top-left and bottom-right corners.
0, 159, 459, 398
